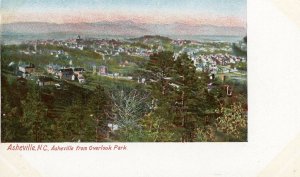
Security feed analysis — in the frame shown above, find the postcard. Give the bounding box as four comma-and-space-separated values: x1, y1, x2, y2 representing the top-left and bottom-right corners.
1, 0, 247, 143
1, 0, 299, 177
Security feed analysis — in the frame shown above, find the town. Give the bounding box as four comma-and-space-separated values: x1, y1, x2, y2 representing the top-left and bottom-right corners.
5, 35, 246, 87
1, 35, 247, 142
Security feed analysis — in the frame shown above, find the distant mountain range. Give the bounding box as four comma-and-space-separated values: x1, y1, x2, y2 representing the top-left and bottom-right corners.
2, 21, 246, 36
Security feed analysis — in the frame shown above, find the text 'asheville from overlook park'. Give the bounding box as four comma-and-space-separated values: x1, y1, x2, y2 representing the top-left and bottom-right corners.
6, 144, 128, 151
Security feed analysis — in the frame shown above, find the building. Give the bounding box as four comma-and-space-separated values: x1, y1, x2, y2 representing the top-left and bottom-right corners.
73, 67, 85, 76
78, 76, 85, 84
16, 70, 30, 78
58, 68, 75, 80
36, 76, 55, 86
46, 64, 62, 75
76, 35, 83, 44
17, 63, 35, 78
18, 63, 35, 74
98, 66, 108, 75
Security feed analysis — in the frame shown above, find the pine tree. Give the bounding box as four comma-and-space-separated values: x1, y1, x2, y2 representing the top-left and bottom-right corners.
87, 85, 111, 141
172, 53, 208, 142
143, 51, 178, 141
144, 51, 216, 142
1, 75, 15, 142
22, 84, 48, 142
1, 75, 33, 142
57, 94, 97, 142
146, 51, 175, 96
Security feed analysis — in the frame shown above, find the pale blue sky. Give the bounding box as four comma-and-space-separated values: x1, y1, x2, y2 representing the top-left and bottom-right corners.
2, 0, 246, 25
2, 0, 246, 17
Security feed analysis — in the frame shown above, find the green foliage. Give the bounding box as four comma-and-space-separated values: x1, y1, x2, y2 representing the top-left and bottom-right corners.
131, 42, 151, 49
1, 41, 247, 142
215, 102, 247, 141
172, 53, 210, 141
59, 99, 95, 142
21, 85, 51, 141
144, 52, 217, 142
1, 78, 55, 142
145, 51, 175, 96
235, 61, 247, 71
140, 105, 180, 142
87, 85, 111, 141
195, 126, 216, 141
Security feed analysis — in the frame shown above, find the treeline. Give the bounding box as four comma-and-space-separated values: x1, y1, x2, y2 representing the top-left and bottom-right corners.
140, 51, 247, 141
1, 51, 247, 142
1, 75, 104, 142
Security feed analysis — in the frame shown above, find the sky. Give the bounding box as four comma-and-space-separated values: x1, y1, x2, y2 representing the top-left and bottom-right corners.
1, 0, 247, 27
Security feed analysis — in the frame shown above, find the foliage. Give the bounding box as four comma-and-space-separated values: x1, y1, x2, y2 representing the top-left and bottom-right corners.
195, 126, 216, 141
87, 85, 111, 141
1, 42, 247, 142
215, 102, 247, 141
140, 106, 180, 142
144, 52, 216, 142
172, 53, 210, 141
21, 85, 49, 141
109, 89, 150, 141
235, 61, 247, 71
59, 99, 95, 142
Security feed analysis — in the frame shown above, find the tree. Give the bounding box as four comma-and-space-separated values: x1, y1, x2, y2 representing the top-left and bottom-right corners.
143, 51, 180, 141
144, 52, 214, 142
59, 98, 95, 142
21, 85, 49, 142
172, 53, 208, 142
236, 61, 247, 71
87, 85, 111, 141
145, 51, 175, 96
109, 89, 150, 141
144, 51, 218, 142
1, 75, 18, 142
141, 105, 180, 142
215, 102, 247, 141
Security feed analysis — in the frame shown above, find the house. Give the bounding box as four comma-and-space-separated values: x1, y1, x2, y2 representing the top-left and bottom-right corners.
36, 76, 55, 86
46, 64, 61, 75
78, 76, 85, 84
98, 66, 108, 75
17, 63, 35, 79
76, 35, 83, 44
58, 68, 74, 80
18, 63, 35, 74
77, 45, 84, 50
73, 67, 85, 76
16, 70, 30, 78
